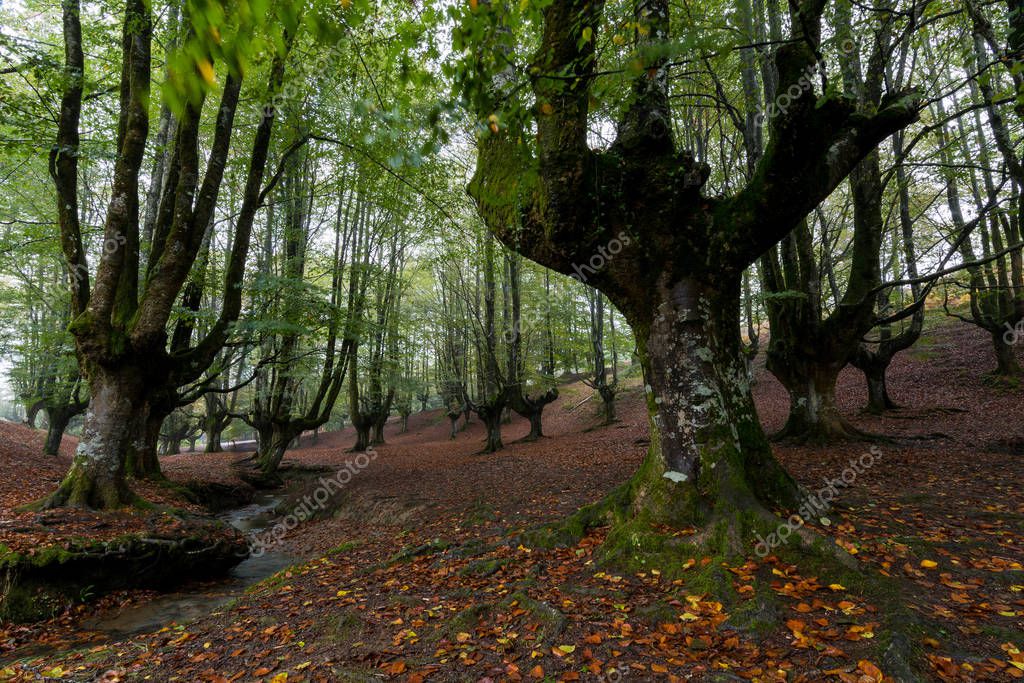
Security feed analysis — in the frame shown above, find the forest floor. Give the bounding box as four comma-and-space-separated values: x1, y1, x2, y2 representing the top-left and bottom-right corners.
0, 319, 1022, 682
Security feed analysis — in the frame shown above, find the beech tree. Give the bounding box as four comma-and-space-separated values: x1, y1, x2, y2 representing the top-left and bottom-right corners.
503, 251, 558, 440
465, 0, 919, 545
584, 287, 617, 425
44, 0, 302, 508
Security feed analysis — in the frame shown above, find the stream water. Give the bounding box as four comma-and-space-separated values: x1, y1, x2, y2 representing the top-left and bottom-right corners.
4, 492, 298, 662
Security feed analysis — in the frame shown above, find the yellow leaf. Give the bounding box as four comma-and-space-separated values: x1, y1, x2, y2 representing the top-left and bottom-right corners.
270, 674, 288, 683
197, 59, 216, 86
920, 559, 938, 569
828, 583, 846, 591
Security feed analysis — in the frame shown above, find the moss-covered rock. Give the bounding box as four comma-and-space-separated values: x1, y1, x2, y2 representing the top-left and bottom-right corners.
0, 520, 248, 623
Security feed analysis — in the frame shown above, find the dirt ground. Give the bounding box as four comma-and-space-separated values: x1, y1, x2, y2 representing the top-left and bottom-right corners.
1, 320, 1022, 682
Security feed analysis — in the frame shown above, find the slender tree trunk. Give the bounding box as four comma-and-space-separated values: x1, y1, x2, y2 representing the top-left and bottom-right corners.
598, 385, 616, 425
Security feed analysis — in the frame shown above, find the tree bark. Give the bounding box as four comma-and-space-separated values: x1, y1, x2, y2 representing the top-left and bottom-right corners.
349, 415, 372, 453
42, 406, 74, 456
447, 410, 460, 440
467, 0, 918, 550
372, 418, 387, 445
42, 368, 145, 508
624, 275, 801, 530
26, 400, 45, 429
598, 385, 617, 425
256, 423, 298, 478
993, 330, 1023, 377
859, 354, 898, 414
477, 402, 504, 454
124, 406, 164, 478
769, 359, 863, 442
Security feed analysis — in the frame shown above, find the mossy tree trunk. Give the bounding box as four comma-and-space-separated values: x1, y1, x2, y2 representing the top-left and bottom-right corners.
447, 409, 460, 440
467, 0, 918, 545
598, 385, 617, 425
43, 366, 146, 508
619, 274, 802, 532
25, 400, 45, 429
850, 131, 924, 414
993, 330, 1023, 376
857, 354, 899, 414
45, 0, 292, 509
125, 404, 165, 479
768, 356, 863, 442
256, 422, 299, 478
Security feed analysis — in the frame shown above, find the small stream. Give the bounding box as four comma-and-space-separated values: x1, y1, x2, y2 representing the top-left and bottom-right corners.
4, 492, 298, 662
79, 492, 298, 639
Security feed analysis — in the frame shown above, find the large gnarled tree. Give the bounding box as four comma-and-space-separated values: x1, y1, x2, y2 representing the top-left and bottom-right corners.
46, 0, 295, 508
467, 0, 918, 546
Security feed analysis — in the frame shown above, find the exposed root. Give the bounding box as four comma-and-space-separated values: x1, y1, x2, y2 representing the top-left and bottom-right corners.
31, 462, 141, 512
771, 418, 891, 445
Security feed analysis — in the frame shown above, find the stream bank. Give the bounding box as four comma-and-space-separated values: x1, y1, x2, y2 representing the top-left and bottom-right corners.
0, 491, 297, 665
